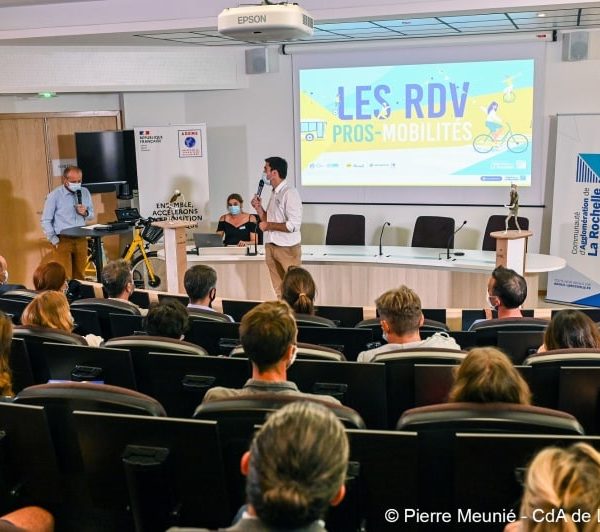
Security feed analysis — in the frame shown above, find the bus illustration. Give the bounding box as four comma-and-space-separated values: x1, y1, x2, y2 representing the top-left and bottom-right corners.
301, 120, 327, 141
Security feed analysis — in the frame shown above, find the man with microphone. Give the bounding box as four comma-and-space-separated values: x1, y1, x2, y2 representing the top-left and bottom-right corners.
251, 156, 302, 298
41, 165, 94, 280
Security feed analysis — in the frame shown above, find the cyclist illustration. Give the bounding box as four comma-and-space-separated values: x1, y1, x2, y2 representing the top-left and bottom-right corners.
376, 101, 391, 120
502, 73, 520, 103
482, 101, 503, 140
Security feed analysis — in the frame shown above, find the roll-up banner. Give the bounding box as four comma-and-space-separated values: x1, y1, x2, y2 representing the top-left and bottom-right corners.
547, 114, 600, 306
134, 125, 210, 232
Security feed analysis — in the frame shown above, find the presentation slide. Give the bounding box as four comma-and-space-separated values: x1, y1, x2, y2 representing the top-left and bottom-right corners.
299, 59, 534, 188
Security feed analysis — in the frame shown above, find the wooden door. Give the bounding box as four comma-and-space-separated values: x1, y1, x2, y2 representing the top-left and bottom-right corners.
0, 117, 51, 284
0, 112, 121, 286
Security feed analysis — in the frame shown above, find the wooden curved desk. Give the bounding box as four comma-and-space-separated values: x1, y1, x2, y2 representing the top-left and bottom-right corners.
183, 245, 565, 308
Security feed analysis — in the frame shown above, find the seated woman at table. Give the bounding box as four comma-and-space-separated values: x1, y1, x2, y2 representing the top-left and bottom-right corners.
20, 291, 102, 347
216, 193, 258, 247
537, 309, 600, 353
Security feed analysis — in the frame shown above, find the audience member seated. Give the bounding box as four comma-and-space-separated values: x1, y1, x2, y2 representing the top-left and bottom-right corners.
0, 506, 54, 532
101, 259, 146, 316
0, 311, 14, 397
201, 301, 340, 405
357, 286, 460, 363
216, 193, 258, 247
169, 401, 348, 532
537, 309, 600, 353
0, 254, 26, 295
32, 262, 67, 293
183, 264, 233, 321
449, 347, 531, 405
144, 299, 189, 339
469, 266, 527, 330
505, 443, 600, 532
20, 292, 102, 347
282, 266, 336, 327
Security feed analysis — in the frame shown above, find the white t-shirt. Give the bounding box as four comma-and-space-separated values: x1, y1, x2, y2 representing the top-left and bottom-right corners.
357, 332, 462, 363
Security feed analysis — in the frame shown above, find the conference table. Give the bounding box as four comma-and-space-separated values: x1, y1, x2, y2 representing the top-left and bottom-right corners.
183, 245, 565, 309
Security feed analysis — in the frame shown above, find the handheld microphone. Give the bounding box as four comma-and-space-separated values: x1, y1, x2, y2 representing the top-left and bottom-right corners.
75, 190, 82, 205
379, 222, 391, 256
446, 220, 467, 260
256, 179, 265, 198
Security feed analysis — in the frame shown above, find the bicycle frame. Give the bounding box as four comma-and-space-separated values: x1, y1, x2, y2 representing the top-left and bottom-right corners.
123, 227, 157, 282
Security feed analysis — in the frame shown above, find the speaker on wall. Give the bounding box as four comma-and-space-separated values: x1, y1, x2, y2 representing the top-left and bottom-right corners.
562, 31, 589, 61
245, 47, 279, 74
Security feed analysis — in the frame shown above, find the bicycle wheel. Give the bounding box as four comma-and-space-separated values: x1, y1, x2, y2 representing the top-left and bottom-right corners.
131, 251, 166, 290
473, 134, 494, 154
507, 134, 529, 153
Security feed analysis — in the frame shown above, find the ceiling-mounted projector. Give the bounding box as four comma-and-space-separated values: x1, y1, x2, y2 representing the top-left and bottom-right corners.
218, 2, 314, 42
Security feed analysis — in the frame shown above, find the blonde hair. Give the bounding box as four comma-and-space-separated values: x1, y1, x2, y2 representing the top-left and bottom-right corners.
21, 291, 74, 332
518, 443, 600, 532
375, 285, 422, 335
449, 347, 531, 405
0, 312, 14, 397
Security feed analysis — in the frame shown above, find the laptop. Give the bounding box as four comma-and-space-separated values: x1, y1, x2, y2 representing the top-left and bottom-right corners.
193, 233, 224, 250
115, 207, 141, 223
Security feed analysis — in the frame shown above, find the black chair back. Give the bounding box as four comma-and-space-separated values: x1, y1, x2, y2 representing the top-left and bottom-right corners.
186, 320, 240, 356
9, 338, 35, 394
288, 359, 387, 429
71, 298, 141, 339
70, 307, 103, 337
297, 326, 373, 361
0, 298, 28, 324
325, 214, 366, 245
108, 313, 145, 338
412, 216, 454, 248
315, 305, 364, 327
220, 300, 261, 322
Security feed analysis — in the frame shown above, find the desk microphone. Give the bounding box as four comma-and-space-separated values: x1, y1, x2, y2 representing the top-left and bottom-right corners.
379, 222, 391, 256
445, 220, 467, 260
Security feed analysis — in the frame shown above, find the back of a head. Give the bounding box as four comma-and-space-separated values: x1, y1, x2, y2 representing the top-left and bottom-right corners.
265, 156, 288, 179
101, 259, 132, 298
544, 309, 600, 351
240, 300, 297, 372
519, 443, 600, 532
21, 291, 73, 332
144, 300, 189, 339
33, 261, 67, 292
282, 266, 316, 315
375, 285, 423, 335
183, 265, 217, 302
0, 311, 13, 397
247, 401, 349, 529
491, 265, 527, 309
449, 347, 531, 404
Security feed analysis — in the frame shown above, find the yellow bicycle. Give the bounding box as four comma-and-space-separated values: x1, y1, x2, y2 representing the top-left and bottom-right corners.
125, 217, 166, 290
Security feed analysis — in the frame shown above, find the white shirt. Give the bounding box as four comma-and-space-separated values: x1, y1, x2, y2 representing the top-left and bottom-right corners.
264, 180, 302, 246
357, 332, 461, 363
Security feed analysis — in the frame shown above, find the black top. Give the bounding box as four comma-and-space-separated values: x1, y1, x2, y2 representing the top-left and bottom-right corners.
217, 216, 258, 246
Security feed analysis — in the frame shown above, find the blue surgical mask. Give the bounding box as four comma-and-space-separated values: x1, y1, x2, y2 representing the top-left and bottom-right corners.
68, 182, 81, 192
228, 205, 241, 215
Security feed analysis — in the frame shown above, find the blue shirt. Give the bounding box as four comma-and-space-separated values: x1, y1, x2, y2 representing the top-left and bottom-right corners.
41, 185, 94, 245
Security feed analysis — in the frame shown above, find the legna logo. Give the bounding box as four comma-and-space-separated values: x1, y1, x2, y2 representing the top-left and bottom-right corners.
576, 153, 600, 183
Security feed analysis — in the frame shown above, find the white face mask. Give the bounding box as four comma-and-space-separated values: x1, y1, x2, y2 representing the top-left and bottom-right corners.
382, 331, 389, 343
262, 171, 270, 183
67, 182, 82, 192
486, 292, 498, 309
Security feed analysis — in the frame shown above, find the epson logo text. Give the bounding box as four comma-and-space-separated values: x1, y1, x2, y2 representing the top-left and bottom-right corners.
238, 15, 267, 24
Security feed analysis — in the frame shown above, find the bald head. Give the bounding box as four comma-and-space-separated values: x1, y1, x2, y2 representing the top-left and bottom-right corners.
0, 255, 7, 284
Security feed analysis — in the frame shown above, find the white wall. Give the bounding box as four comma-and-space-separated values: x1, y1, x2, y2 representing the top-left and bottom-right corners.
120, 36, 600, 253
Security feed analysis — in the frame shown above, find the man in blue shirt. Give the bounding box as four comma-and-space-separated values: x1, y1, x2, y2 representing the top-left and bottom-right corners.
41, 166, 94, 280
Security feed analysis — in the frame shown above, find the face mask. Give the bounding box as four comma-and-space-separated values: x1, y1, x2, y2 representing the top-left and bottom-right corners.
382, 331, 388, 343
287, 345, 298, 368
262, 171, 270, 183
228, 205, 241, 215
67, 182, 81, 192
486, 293, 498, 309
